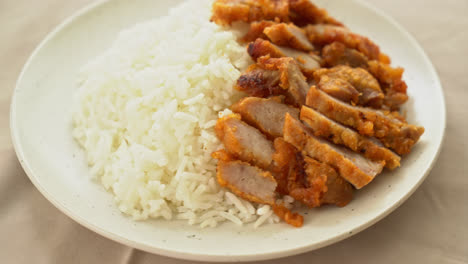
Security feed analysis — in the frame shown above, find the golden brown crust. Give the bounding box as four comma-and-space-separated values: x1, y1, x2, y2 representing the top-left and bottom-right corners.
304, 25, 390, 64
235, 64, 283, 97
242, 20, 278, 42
272, 204, 304, 227
211, 0, 290, 26
283, 114, 384, 189
257, 56, 309, 106
263, 23, 314, 51
316, 75, 360, 105
300, 106, 401, 169
314, 65, 384, 108
305, 85, 425, 155
215, 114, 275, 169
248, 39, 321, 78
289, 0, 343, 27
322, 42, 369, 68
367, 60, 409, 110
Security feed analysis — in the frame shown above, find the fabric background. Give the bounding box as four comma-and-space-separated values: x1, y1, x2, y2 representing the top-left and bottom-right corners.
0, 0, 467, 263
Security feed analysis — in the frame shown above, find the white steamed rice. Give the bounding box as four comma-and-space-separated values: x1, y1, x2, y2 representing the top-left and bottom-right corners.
72, 0, 290, 227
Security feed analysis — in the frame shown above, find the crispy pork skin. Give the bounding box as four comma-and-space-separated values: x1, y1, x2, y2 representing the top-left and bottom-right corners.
248, 38, 320, 77
283, 114, 384, 189
257, 56, 310, 106
322, 42, 369, 68
305, 85, 425, 155
304, 157, 353, 207
315, 75, 360, 105
314, 65, 384, 107
242, 20, 277, 42
289, 0, 343, 27
211, 0, 290, 26
304, 25, 390, 64
236, 64, 283, 98
264, 23, 314, 51
300, 106, 401, 169
321, 42, 409, 110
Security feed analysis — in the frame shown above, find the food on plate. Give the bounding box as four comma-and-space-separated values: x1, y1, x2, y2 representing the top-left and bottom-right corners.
300, 106, 401, 169
210, 0, 425, 226
73, 0, 288, 228
247, 38, 321, 77
73, 0, 425, 228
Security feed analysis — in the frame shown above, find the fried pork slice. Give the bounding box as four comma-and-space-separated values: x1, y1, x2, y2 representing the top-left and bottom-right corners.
248, 38, 321, 77
271, 138, 296, 194
321, 42, 409, 110
216, 159, 278, 205
314, 65, 384, 107
304, 157, 353, 207
305, 86, 425, 155
232, 96, 300, 138
257, 56, 310, 106
272, 139, 353, 207
367, 61, 409, 110
322, 42, 369, 68
211, 0, 290, 26
214, 149, 304, 228
242, 21, 277, 42
236, 64, 283, 98
304, 25, 390, 64
300, 106, 401, 169
316, 75, 360, 105
236, 57, 310, 106
263, 23, 314, 51
283, 114, 384, 189
215, 114, 274, 169
289, 0, 343, 27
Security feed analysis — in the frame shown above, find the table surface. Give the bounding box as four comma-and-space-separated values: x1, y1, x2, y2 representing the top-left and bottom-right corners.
1, 0, 467, 263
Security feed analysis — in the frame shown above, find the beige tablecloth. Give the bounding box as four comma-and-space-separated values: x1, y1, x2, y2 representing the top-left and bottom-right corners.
1, 0, 467, 263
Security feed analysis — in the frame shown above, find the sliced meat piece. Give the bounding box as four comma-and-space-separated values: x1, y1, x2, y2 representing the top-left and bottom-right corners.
286, 152, 326, 208
236, 64, 283, 98
257, 56, 310, 106
242, 21, 277, 42
304, 25, 390, 64
215, 114, 274, 169
322, 42, 369, 68
316, 75, 360, 105
263, 23, 314, 51
314, 65, 384, 107
304, 157, 353, 207
283, 114, 384, 189
271, 139, 353, 207
214, 147, 303, 228
271, 138, 297, 194
367, 60, 409, 110
232, 96, 300, 138
321, 43, 409, 110
300, 106, 401, 169
305, 85, 425, 155
289, 0, 343, 27
211, 0, 290, 26
247, 38, 321, 77
216, 159, 278, 205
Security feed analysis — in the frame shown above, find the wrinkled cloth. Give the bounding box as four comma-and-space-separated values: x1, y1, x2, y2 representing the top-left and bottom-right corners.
0, 0, 467, 263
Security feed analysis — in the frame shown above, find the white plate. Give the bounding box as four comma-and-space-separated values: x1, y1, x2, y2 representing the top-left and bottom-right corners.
10, 0, 446, 262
